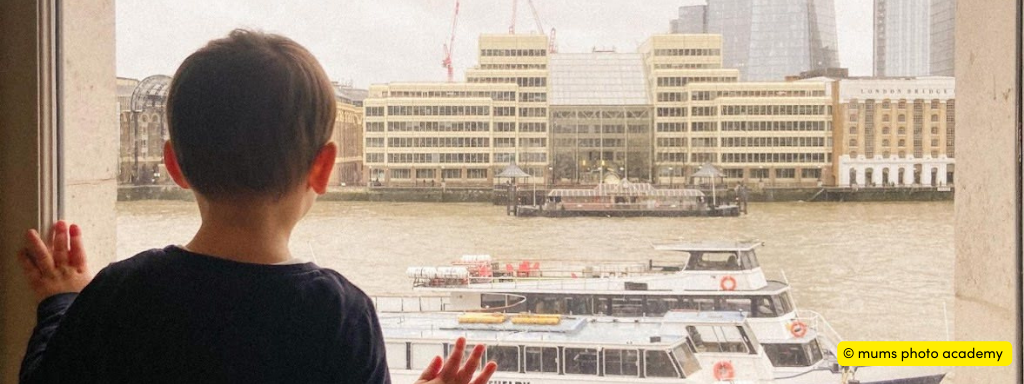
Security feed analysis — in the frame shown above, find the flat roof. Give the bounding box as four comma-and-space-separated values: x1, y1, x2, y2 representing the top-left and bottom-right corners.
379, 311, 752, 347
652, 241, 763, 252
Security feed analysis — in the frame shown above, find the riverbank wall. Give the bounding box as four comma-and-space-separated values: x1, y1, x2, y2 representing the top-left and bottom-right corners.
119, 185, 954, 203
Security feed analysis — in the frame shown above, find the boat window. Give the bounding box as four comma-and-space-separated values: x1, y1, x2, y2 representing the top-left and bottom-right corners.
686, 325, 750, 354
676, 297, 717, 311
807, 339, 824, 364
530, 294, 565, 314
385, 342, 408, 370
763, 343, 812, 367
525, 346, 559, 373
565, 296, 592, 315
595, 297, 611, 315
411, 343, 444, 369
644, 350, 680, 378
564, 348, 599, 375
774, 292, 795, 315
603, 349, 639, 376
611, 296, 645, 316
486, 345, 520, 372
740, 250, 759, 268
481, 294, 507, 310
753, 296, 777, 317
688, 252, 743, 271
673, 343, 702, 377
645, 297, 678, 316
720, 298, 753, 314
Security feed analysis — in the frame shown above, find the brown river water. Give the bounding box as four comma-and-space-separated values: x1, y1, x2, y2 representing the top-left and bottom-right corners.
116, 200, 954, 343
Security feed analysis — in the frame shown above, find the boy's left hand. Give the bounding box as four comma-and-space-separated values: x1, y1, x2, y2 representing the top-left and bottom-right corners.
17, 220, 93, 303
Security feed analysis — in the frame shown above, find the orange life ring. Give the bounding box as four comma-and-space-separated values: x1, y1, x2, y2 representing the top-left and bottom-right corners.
789, 320, 808, 338
712, 360, 735, 381
719, 276, 737, 291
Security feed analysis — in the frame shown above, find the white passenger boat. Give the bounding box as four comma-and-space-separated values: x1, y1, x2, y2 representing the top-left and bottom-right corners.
387, 242, 947, 383
380, 311, 776, 383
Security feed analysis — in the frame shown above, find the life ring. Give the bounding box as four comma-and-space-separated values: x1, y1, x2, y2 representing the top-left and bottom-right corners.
789, 320, 808, 338
719, 276, 737, 291
712, 360, 735, 381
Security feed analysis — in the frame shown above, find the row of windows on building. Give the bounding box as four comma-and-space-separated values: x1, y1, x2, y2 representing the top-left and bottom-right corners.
383, 153, 492, 164
849, 138, 945, 147
653, 48, 722, 56
551, 138, 650, 148
480, 48, 547, 57
655, 76, 737, 87
370, 137, 492, 148
386, 168, 490, 179
467, 77, 547, 87
720, 153, 827, 163
655, 152, 715, 163
848, 99, 953, 110
653, 63, 718, 70
385, 105, 492, 116
848, 112, 948, 123
848, 126, 952, 136
721, 105, 828, 116
553, 124, 650, 134
478, 63, 548, 70
367, 121, 492, 133
382, 91, 517, 101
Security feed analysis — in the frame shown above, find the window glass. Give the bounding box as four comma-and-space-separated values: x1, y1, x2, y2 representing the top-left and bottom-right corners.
486, 345, 519, 372
411, 343, 444, 369
644, 350, 679, 378
603, 349, 639, 376
563, 348, 598, 375
385, 342, 408, 370
524, 347, 558, 373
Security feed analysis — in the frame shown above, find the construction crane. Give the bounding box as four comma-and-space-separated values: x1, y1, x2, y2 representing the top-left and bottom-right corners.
508, 0, 557, 53
442, 0, 460, 82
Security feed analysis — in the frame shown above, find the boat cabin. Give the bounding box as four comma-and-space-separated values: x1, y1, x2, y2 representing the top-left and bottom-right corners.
378, 311, 774, 383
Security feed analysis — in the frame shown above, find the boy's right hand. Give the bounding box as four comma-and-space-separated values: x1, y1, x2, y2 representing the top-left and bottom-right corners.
415, 337, 497, 384
17, 220, 93, 303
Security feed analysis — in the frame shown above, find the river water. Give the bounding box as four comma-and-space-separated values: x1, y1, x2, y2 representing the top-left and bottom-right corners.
116, 200, 954, 343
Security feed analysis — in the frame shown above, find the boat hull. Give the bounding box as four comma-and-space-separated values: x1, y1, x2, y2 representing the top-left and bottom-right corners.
517, 206, 741, 217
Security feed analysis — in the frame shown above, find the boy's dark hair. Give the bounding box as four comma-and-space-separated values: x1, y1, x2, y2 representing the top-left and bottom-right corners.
167, 29, 336, 200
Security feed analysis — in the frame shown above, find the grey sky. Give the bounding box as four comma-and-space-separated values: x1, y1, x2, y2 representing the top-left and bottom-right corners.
116, 0, 873, 88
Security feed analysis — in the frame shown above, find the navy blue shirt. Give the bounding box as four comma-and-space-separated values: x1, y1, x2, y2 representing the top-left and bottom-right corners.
20, 246, 390, 384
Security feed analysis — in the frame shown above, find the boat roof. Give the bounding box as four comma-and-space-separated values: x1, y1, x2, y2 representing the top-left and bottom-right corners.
420, 279, 790, 296
548, 182, 704, 198
652, 241, 764, 252
378, 311, 747, 347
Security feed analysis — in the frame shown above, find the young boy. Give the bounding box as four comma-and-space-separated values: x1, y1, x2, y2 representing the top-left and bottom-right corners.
17, 30, 495, 384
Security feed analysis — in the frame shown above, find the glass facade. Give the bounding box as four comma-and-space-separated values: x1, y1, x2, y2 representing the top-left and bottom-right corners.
670, 2, 708, 34
874, 0, 932, 77
702, 0, 839, 81
929, 0, 956, 76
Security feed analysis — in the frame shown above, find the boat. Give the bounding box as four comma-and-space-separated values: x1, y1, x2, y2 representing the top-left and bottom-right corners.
385, 242, 947, 383
515, 182, 742, 217
380, 310, 777, 383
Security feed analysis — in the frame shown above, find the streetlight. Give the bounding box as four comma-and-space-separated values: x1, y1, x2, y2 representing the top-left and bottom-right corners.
669, 167, 674, 188
548, 166, 554, 188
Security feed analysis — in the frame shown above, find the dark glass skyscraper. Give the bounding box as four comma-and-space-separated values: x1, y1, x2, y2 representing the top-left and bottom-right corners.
672, 0, 841, 81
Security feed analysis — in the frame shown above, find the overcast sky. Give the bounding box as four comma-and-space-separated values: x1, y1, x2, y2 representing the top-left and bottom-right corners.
116, 0, 873, 87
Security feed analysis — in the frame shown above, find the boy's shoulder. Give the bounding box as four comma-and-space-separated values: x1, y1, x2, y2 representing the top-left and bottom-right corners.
98, 246, 373, 309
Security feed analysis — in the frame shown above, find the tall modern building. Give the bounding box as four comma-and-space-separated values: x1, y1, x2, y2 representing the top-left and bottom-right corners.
874, 0, 957, 77
874, 0, 932, 77
929, 0, 956, 76
669, 0, 708, 34
671, 0, 841, 81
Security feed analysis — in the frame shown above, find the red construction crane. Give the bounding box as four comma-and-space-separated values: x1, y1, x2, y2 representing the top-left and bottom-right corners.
508, 0, 557, 53
442, 0, 460, 82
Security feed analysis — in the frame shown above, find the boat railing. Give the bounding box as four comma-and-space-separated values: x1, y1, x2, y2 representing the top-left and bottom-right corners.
796, 309, 843, 354
414, 275, 644, 290
372, 295, 451, 313
559, 202, 701, 211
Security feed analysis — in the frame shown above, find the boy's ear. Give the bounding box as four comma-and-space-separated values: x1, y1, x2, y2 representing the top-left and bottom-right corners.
307, 141, 337, 195
163, 141, 190, 189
